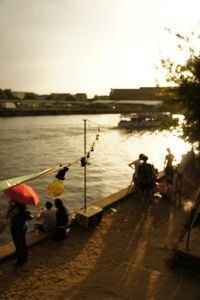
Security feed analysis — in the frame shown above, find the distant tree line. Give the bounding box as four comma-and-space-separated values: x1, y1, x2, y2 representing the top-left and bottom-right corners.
0, 90, 87, 101
0, 89, 19, 99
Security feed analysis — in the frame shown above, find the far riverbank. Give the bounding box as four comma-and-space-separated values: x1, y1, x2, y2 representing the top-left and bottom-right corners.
0, 98, 168, 117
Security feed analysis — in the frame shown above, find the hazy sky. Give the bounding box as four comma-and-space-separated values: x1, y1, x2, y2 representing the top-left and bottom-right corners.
0, 0, 199, 97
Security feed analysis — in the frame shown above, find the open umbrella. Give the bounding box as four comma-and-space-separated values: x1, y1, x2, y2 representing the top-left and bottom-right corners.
3, 183, 39, 206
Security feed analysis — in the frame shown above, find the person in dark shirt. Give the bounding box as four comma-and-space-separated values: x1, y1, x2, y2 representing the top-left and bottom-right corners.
6, 200, 28, 266
129, 153, 145, 191
138, 155, 156, 201
54, 198, 69, 240
164, 148, 175, 184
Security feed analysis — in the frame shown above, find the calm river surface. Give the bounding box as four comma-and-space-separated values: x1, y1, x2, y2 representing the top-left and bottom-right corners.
0, 114, 190, 243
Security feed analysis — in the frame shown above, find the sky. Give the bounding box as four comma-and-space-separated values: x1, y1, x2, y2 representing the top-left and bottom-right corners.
0, 0, 199, 98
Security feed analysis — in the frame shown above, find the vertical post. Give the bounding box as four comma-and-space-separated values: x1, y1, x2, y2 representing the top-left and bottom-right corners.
185, 185, 200, 250
186, 228, 191, 250
84, 119, 87, 211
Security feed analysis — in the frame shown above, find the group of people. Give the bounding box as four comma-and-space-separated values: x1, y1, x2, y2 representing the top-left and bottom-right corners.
35, 198, 70, 237
4, 198, 70, 267
2, 147, 195, 267
129, 147, 195, 206
129, 153, 157, 201
129, 148, 177, 203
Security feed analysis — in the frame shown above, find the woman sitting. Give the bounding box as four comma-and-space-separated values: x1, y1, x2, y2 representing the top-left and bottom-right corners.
54, 198, 70, 240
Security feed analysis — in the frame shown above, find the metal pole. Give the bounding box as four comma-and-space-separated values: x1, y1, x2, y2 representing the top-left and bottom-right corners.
84, 119, 87, 211
185, 185, 200, 250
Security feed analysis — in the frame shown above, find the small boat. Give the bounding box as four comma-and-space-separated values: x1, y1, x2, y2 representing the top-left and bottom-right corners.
118, 112, 177, 130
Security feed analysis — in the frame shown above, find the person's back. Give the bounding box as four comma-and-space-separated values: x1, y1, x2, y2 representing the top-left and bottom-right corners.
56, 207, 69, 227
10, 202, 27, 228
138, 156, 156, 197
35, 201, 56, 233
54, 198, 69, 240
41, 208, 56, 232
138, 161, 154, 186
7, 201, 28, 266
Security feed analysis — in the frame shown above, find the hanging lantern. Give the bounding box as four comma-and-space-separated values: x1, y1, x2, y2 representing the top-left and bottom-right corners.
86, 153, 91, 165
86, 158, 91, 165
81, 157, 87, 167
81, 157, 91, 167
48, 178, 64, 197
48, 166, 69, 197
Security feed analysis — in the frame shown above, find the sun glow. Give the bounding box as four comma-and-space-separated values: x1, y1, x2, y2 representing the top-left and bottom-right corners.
0, 0, 200, 95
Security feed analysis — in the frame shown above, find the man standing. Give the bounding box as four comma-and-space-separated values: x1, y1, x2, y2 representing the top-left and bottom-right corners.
164, 148, 175, 183
129, 154, 145, 191
138, 155, 156, 201
6, 200, 28, 266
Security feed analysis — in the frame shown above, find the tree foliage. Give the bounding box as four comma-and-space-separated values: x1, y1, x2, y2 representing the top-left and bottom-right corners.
0, 89, 19, 100
161, 28, 200, 145
23, 92, 39, 100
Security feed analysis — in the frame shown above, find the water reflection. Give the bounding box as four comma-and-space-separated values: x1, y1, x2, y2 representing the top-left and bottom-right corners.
0, 114, 190, 208
0, 114, 191, 244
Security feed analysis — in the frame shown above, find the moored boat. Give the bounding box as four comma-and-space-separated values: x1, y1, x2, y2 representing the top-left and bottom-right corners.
118, 112, 177, 130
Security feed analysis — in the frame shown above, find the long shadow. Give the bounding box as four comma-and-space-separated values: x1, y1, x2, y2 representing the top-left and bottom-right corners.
58, 195, 200, 300
1, 193, 199, 299
0, 224, 94, 297
56, 195, 166, 299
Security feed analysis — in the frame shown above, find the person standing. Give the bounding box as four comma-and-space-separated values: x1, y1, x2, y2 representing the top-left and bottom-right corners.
129, 153, 145, 191
138, 155, 156, 201
164, 148, 175, 183
6, 200, 28, 266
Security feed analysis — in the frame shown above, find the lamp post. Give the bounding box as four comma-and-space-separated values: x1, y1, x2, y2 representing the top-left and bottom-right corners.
84, 119, 87, 212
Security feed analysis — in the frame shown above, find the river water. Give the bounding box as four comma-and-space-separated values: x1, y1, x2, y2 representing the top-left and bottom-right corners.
0, 114, 190, 243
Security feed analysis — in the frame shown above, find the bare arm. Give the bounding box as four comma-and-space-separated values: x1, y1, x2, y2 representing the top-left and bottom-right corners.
129, 161, 135, 169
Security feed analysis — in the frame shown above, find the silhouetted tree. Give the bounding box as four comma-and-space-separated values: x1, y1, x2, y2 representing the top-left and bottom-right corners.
46, 93, 74, 101
23, 92, 39, 100
161, 28, 200, 146
0, 89, 19, 99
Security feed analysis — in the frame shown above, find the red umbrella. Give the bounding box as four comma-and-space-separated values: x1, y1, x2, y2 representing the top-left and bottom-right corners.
3, 183, 39, 206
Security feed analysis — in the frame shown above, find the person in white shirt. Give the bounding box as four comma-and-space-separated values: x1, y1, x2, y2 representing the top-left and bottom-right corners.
35, 201, 56, 233
129, 153, 145, 191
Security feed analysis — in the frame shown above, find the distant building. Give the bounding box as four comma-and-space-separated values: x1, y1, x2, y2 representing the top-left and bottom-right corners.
110, 87, 166, 100
75, 93, 87, 101
94, 95, 110, 100
1, 101, 17, 109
